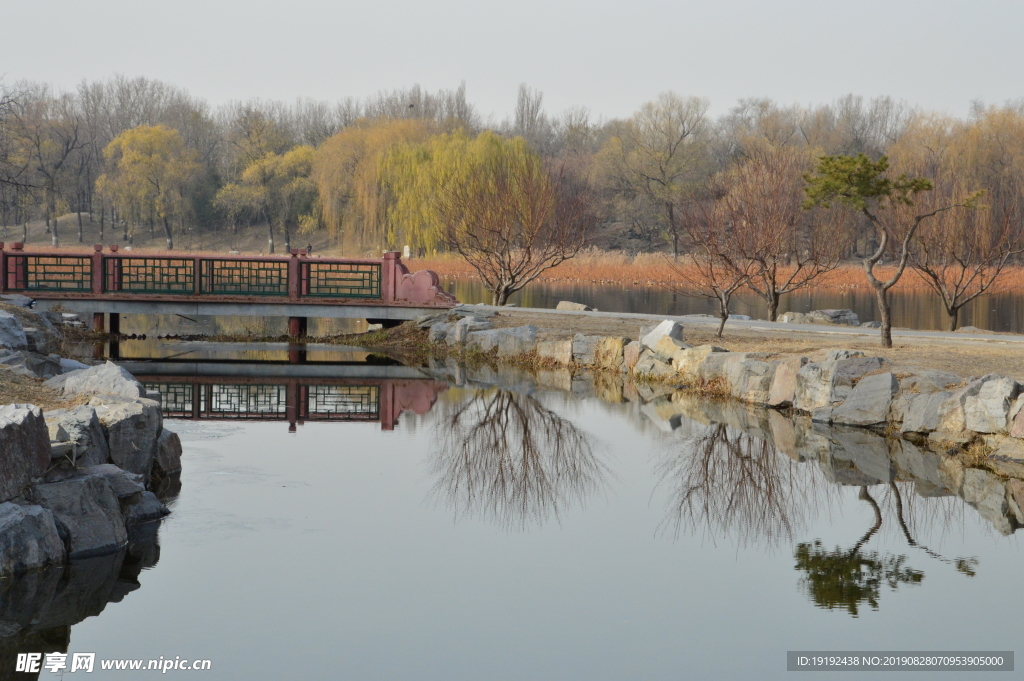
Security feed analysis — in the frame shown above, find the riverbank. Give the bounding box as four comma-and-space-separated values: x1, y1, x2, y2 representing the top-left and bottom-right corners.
346, 303, 1024, 537
0, 303, 181, 578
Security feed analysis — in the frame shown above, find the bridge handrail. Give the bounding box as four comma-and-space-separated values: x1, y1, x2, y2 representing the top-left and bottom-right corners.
0, 243, 455, 307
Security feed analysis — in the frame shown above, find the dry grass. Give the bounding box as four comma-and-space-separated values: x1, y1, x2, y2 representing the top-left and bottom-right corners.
414, 248, 1024, 293
0, 371, 85, 412
960, 440, 996, 469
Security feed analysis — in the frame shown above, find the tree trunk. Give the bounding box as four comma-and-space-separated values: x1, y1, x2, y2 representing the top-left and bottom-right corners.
77, 207, 84, 243
284, 218, 292, 253
667, 202, 679, 257
162, 215, 173, 250
22, 221, 28, 243
716, 294, 729, 338
874, 285, 892, 348
51, 203, 59, 247
948, 307, 959, 332
767, 293, 780, 323
267, 219, 275, 254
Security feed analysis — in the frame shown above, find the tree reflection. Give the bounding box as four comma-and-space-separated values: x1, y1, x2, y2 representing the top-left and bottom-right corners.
656, 424, 834, 546
430, 389, 605, 530
795, 487, 923, 617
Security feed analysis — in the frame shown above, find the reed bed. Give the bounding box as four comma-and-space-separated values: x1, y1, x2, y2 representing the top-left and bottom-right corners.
414, 248, 1024, 294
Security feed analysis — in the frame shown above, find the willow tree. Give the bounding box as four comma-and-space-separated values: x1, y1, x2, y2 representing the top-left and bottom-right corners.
97, 124, 200, 249
382, 131, 596, 305
311, 119, 434, 253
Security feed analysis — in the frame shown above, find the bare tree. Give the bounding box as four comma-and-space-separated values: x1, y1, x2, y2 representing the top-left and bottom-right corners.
437, 157, 597, 306
717, 146, 848, 321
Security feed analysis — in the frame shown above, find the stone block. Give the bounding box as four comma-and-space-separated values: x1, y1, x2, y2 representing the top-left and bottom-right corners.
427, 322, 452, 342
640, 320, 684, 350
831, 372, 898, 426
555, 301, 594, 311
936, 377, 986, 433
154, 430, 183, 477
0, 503, 65, 576
44, 406, 110, 467
0, 405, 50, 503
28, 476, 127, 558
900, 370, 963, 394
670, 345, 729, 377
805, 309, 860, 326
623, 341, 642, 371
125, 491, 170, 524
965, 376, 1021, 433
46, 361, 146, 399
652, 335, 692, 363
445, 317, 492, 345
594, 337, 628, 368
466, 329, 503, 352
899, 391, 952, 434
496, 326, 538, 357
767, 356, 808, 407
723, 358, 777, 404
536, 340, 573, 365
572, 334, 601, 364
90, 397, 162, 481
962, 468, 1014, 534
0, 311, 27, 350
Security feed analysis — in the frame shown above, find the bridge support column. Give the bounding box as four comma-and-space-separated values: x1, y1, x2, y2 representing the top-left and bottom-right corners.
288, 316, 307, 339
108, 313, 120, 360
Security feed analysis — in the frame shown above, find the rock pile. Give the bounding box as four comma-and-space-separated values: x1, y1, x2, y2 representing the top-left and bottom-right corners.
0, 310, 180, 577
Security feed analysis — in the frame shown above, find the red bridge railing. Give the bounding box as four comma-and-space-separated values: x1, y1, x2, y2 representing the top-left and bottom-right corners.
0, 244, 455, 307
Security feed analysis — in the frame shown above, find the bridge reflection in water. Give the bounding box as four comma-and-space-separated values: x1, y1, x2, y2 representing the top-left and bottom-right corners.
132, 367, 447, 432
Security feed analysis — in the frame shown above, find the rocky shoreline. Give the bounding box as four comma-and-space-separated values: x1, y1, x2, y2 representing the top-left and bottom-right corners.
0, 302, 180, 577
415, 305, 1024, 534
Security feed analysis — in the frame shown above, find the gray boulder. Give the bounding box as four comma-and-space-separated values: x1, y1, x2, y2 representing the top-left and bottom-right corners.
446, 316, 493, 345
46, 361, 146, 399
415, 312, 448, 328
831, 372, 898, 426
640, 320, 684, 350
556, 301, 594, 311
27, 476, 127, 558
537, 340, 573, 365
572, 334, 601, 364
0, 503, 65, 576
780, 312, 806, 324
633, 350, 678, 380
89, 397, 162, 480
154, 430, 183, 477
899, 391, 953, 434
936, 377, 987, 432
427, 322, 452, 342
75, 465, 145, 505
805, 309, 860, 326
496, 326, 538, 357
0, 405, 50, 503
900, 370, 962, 394
125, 491, 170, 524
0, 311, 27, 350
724, 358, 776, 404
964, 376, 1020, 433
44, 405, 110, 467
449, 306, 498, 320
465, 329, 504, 352
0, 351, 63, 379
767, 356, 808, 407
793, 351, 886, 412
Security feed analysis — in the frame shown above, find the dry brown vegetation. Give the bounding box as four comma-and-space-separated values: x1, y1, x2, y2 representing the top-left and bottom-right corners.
0, 371, 84, 412
415, 249, 1024, 293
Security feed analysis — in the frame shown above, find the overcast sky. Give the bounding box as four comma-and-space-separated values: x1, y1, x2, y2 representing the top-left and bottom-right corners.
3, 0, 1021, 122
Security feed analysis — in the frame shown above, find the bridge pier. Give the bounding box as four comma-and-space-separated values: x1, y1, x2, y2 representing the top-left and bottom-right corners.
288, 316, 307, 339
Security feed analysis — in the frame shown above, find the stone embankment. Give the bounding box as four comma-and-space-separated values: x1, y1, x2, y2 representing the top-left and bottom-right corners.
0, 302, 180, 577
415, 305, 1024, 534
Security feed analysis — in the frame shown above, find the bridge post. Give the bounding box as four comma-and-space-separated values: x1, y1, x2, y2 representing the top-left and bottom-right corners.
91, 245, 104, 295
286, 378, 299, 433
288, 250, 301, 301
288, 316, 307, 339
0, 242, 5, 293
381, 251, 400, 303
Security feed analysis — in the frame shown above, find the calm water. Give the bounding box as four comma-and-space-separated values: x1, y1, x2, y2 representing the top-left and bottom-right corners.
443, 279, 1024, 334
4, 347, 1022, 680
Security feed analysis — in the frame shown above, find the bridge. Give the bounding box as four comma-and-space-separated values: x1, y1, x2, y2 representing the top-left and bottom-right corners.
0, 242, 456, 337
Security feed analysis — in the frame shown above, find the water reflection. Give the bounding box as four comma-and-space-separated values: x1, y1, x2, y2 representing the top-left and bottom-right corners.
0, 520, 164, 675
656, 423, 834, 547
429, 389, 607, 530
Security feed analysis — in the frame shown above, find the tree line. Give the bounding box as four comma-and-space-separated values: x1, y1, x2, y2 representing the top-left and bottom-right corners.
1, 77, 1023, 340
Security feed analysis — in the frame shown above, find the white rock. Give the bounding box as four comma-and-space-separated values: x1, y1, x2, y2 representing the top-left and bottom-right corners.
964, 377, 1021, 433
0, 405, 51, 503
640, 320, 684, 350
0, 311, 28, 350
45, 361, 146, 399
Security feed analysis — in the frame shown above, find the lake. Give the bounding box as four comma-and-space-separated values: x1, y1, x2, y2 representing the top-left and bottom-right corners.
3, 346, 1020, 680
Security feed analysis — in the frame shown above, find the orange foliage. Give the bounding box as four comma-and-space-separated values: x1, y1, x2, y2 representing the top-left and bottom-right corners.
415, 248, 1024, 293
